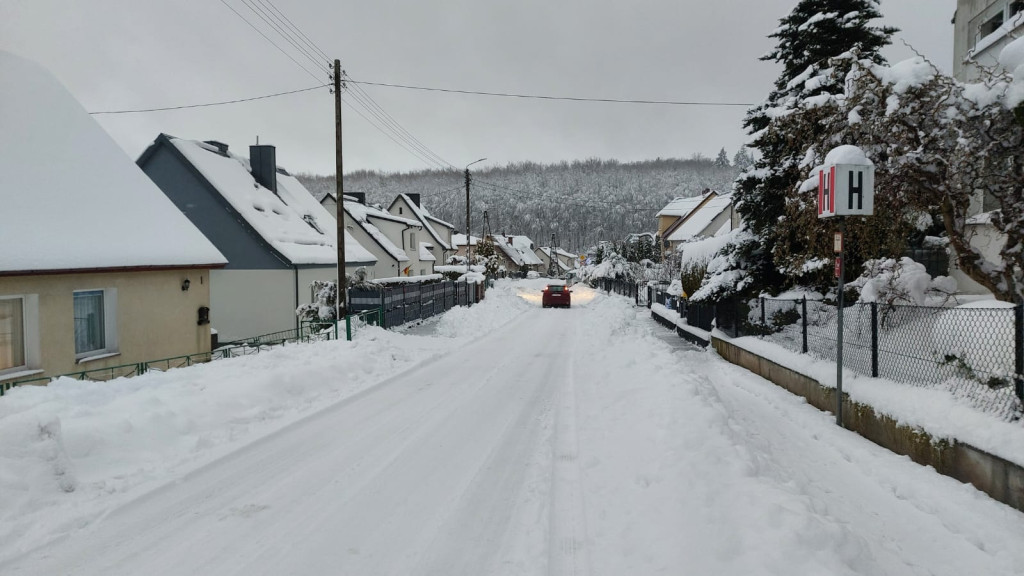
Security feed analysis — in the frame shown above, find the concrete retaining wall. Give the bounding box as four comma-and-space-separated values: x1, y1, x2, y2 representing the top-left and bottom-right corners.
712, 336, 1024, 513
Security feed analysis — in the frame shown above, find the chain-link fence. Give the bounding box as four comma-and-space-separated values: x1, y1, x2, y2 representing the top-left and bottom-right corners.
717, 297, 1024, 421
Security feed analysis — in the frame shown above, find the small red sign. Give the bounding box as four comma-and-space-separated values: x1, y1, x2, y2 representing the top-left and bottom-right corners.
834, 257, 842, 278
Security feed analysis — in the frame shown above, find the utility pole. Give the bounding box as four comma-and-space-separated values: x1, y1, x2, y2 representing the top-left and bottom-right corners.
333, 59, 347, 319
465, 168, 471, 269
550, 233, 556, 277
464, 158, 487, 270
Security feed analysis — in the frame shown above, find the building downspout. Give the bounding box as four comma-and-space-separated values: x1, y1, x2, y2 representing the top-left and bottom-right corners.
294, 265, 300, 333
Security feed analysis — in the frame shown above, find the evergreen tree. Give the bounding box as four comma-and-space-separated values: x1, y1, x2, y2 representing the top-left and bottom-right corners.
714, 147, 731, 168
732, 147, 754, 170
732, 0, 897, 296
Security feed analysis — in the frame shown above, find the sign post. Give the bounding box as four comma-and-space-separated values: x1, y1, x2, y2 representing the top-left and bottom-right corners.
816, 146, 874, 427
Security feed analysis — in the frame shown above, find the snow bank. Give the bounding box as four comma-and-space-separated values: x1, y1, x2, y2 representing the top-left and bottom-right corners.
0, 283, 530, 563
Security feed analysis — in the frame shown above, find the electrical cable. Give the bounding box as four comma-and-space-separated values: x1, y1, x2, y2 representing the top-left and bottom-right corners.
346, 79, 757, 107
217, 0, 325, 84
88, 84, 328, 114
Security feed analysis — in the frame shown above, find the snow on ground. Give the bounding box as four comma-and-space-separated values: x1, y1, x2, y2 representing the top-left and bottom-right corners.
2, 280, 1024, 574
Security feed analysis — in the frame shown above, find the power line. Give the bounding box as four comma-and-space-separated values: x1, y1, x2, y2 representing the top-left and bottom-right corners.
217, 0, 325, 84
342, 83, 452, 169
341, 95, 449, 170
347, 79, 757, 107
88, 84, 328, 115
260, 0, 332, 64
241, 0, 327, 73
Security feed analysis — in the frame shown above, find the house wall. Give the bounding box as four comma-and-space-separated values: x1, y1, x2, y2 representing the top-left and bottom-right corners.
949, 222, 1009, 295
342, 213, 401, 279
139, 142, 288, 270
657, 215, 678, 238
210, 269, 294, 343
0, 268, 212, 382
369, 216, 428, 276
321, 195, 338, 217
954, 1, 1024, 81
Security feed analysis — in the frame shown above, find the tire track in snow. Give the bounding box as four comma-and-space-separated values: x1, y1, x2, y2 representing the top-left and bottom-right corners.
547, 311, 592, 576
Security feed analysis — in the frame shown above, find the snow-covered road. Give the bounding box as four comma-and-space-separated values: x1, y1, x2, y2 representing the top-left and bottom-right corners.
4, 281, 1024, 575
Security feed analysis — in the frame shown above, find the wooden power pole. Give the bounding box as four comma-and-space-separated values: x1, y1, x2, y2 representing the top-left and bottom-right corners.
334, 59, 347, 318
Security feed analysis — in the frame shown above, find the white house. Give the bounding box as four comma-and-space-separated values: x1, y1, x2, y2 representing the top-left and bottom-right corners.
138, 136, 376, 342
343, 196, 434, 279
388, 193, 456, 264
953, 0, 1024, 82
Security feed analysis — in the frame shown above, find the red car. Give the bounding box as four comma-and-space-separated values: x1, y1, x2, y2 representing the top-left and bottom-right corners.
542, 284, 571, 308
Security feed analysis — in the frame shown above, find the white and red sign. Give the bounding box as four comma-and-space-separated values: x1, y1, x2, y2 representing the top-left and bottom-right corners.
817, 164, 875, 219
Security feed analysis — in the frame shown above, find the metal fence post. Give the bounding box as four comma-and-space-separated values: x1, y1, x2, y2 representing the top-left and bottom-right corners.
801, 297, 808, 354
760, 297, 766, 325
1015, 303, 1023, 402
871, 302, 879, 377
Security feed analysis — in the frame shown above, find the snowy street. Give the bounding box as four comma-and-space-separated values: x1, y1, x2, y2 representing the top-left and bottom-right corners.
4, 280, 1024, 575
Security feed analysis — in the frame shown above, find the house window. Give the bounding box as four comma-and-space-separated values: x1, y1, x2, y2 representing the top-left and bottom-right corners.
74, 289, 117, 359
0, 297, 25, 372
399, 207, 403, 214
410, 232, 417, 247
980, 11, 1005, 39
1012, 1, 1024, 17
420, 269, 425, 276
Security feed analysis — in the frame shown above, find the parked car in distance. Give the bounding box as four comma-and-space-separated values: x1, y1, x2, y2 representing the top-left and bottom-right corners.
542, 284, 571, 308
527, 271, 540, 279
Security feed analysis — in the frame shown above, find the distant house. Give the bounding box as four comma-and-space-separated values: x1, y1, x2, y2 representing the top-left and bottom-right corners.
0, 51, 227, 388
388, 193, 456, 264
535, 247, 576, 275
342, 196, 434, 279
656, 191, 738, 254
486, 235, 543, 276
452, 234, 481, 263
137, 135, 376, 342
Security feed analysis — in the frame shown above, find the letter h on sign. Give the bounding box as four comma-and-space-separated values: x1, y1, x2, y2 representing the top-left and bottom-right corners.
818, 164, 873, 219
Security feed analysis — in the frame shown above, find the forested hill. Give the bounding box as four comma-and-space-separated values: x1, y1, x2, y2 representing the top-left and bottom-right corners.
297, 156, 742, 251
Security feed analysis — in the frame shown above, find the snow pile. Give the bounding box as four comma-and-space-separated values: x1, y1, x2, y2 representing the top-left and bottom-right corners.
850, 257, 956, 306
0, 50, 226, 273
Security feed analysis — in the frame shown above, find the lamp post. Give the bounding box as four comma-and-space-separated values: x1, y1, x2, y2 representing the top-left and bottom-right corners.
465, 158, 486, 271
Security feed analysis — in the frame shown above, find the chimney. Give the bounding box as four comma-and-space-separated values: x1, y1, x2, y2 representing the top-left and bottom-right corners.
350, 192, 366, 205
204, 140, 229, 155
407, 193, 421, 207
249, 144, 277, 193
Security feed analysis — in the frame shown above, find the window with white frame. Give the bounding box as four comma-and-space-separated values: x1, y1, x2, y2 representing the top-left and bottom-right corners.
410, 231, 417, 247
0, 297, 25, 372
73, 289, 118, 359
0, 294, 39, 376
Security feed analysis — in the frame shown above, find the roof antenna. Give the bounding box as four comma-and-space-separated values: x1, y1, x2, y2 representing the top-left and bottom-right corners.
256, 135, 259, 145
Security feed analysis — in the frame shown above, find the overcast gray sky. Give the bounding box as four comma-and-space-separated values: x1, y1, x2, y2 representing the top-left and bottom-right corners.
2, 0, 956, 175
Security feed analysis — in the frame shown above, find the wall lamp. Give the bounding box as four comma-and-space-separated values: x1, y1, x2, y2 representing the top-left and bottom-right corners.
182, 278, 191, 291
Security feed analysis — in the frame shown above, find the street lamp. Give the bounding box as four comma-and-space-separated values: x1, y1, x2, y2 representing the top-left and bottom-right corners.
465, 157, 487, 270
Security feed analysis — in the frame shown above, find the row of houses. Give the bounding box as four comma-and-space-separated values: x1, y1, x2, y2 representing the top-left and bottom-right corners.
0, 50, 483, 387
452, 234, 578, 276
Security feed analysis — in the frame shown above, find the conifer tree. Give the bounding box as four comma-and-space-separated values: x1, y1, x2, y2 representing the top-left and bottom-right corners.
732, 0, 897, 295
714, 147, 731, 168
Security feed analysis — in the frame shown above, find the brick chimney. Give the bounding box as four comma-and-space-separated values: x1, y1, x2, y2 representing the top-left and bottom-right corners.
249, 144, 277, 193
407, 193, 421, 207
349, 192, 366, 205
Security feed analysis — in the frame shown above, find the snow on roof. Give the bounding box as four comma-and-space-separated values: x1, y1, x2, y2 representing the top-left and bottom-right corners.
394, 194, 451, 251
170, 138, 374, 265
491, 236, 525, 266
667, 194, 734, 243
344, 199, 410, 262
0, 50, 226, 273
418, 242, 436, 261
656, 195, 706, 218
510, 236, 544, 266
452, 234, 480, 247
